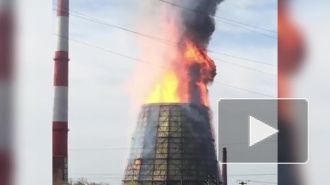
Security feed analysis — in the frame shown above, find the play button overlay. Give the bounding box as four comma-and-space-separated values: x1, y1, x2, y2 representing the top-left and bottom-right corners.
249, 116, 279, 147
218, 99, 308, 164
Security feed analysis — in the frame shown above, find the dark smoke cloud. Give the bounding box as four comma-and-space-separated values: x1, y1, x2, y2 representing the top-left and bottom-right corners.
179, 0, 224, 48
161, 0, 223, 105
162, 0, 223, 105
172, 0, 223, 105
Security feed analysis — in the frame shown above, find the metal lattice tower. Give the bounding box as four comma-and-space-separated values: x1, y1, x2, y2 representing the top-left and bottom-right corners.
123, 103, 220, 185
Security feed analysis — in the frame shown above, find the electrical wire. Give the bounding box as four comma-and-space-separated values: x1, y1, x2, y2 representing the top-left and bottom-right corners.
54, 34, 276, 98
53, 6, 277, 67
158, 0, 277, 38
249, 180, 277, 184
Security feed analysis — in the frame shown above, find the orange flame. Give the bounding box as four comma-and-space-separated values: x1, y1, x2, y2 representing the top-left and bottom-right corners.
129, 8, 216, 107
145, 39, 215, 106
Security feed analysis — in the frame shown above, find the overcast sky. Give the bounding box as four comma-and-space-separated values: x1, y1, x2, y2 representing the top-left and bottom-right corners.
66, 1, 278, 184
16, 0, 330, 184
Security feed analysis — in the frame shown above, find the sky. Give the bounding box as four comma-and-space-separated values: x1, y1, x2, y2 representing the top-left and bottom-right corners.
15, 0, 330, 184
62, 1, 277, 184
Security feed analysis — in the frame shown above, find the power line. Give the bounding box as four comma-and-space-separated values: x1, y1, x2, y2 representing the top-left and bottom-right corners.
159, 0, 277, 34
213, 82, 275, 98
70, 173, 277, 177
215, 20, 277, 38
71, 174, 123, 176
55, 34, 276, 97
70, 177, 278, 183
213, 57, 276, 76
53, 7, 276, 66
70, 176, 123, 179
249, 180, 277, 184
56, 1, 277, 34
69, 140, 277, 151
53, 6, 277, 67
69, 148, 131, 151
158, 0, 277, 38
54, 34, 167, 69
229, 174, 277, 177
213, 16, 277, 34
220, 140, 277, 146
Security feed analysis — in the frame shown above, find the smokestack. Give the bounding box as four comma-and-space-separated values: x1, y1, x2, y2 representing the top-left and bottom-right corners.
222, 148, 227, 185
52, 0, 69, 184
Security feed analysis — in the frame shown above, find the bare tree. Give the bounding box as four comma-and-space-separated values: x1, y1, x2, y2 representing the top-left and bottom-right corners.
68, 178, 109, 185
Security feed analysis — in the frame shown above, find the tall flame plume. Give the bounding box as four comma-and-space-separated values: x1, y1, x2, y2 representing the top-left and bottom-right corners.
146, 39, 216, 106
129, 0, 222, 107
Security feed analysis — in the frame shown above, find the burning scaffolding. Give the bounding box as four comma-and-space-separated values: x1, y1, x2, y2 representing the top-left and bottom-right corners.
124, 1, 223, 184
123, 103, 219, 185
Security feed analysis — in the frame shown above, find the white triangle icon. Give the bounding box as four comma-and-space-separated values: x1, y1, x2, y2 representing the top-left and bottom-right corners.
249, 116, 278, 147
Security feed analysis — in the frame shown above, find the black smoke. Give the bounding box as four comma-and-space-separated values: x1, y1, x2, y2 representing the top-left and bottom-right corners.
173, 0, 223, 105
179, 0, 224, 49
162, 0, 223, 105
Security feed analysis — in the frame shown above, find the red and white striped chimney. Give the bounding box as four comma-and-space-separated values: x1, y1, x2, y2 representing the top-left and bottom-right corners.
53, 0, 69, 184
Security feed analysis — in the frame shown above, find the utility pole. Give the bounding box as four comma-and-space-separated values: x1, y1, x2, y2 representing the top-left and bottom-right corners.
237, 180, 250, 185
222, 148, 227, 185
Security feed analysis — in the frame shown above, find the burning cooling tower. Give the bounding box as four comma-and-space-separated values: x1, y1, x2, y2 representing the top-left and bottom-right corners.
123, 103, 220, 185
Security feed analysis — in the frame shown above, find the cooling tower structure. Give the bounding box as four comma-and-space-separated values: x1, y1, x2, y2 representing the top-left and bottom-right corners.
123, 103, 220, 185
